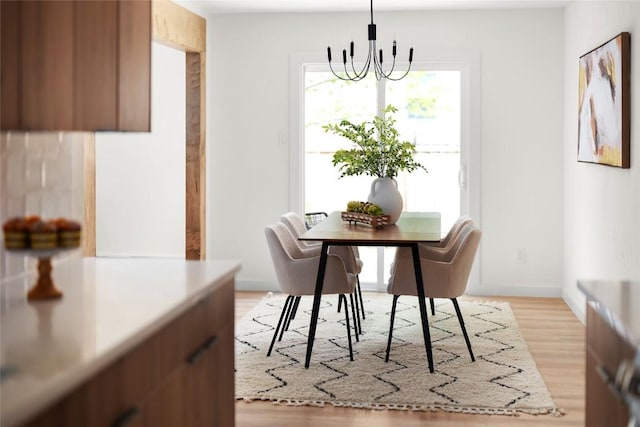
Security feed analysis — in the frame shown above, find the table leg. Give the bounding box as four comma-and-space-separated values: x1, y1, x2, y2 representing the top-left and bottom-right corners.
411, 244, 434, 373
305, 241, 329, 368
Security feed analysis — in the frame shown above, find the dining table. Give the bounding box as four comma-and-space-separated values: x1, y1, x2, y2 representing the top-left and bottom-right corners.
298, 211, 441, 372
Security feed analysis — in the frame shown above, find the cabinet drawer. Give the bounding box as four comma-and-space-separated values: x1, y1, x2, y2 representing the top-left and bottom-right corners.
586, 304, 635, 427
203, 276, 235, 332
586, 305, 635, 374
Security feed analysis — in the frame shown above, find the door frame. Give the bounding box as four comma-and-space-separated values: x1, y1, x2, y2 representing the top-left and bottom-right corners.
84, 0, 207, 260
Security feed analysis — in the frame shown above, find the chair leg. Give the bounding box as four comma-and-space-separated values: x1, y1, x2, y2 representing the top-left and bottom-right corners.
357, 276, 365, 319
451, 298, 475, 362
430, 298, 435, 316
349, 293, 360, 342
341, 294, 354, 361
385, 295, 400, 362
267, 295, 293, 356
352, 290, 362, 335
278, 296, 295, 341
337, 294, 342, 313
285, 296, 301, 331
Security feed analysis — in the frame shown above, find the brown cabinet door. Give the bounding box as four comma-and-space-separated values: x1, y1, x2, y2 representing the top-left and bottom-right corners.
1, 1, 20, 130
1, 0, 150, 132
209, 323, 235, 427
585, 305, 634, 427
20, 0, 74, 130
74, 0, 118, 131
143, 335, 220, 426
118, 0, 151, 131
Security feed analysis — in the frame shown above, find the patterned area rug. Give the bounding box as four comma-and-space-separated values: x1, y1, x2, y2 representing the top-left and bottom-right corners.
235, 293, 563, 416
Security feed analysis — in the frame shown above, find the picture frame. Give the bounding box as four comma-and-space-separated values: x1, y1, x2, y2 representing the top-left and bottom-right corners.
577, 32, 630, 168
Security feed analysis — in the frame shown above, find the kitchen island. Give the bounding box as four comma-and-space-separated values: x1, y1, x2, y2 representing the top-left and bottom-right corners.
579, 280, 640, 427
1, 257, 240, 427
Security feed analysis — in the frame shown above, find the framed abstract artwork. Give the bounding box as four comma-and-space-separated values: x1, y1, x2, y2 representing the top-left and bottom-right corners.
578, 32, 630, 168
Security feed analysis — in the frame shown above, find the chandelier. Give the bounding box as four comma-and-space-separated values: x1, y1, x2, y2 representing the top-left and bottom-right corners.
327, 0, 414, 81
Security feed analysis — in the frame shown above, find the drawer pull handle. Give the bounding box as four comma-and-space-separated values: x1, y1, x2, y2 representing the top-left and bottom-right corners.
596, 364, 624, 401
204, 335, 218, 350
187, 335, 218, 365
111, 406, 139, 427
616, 359, 640, 396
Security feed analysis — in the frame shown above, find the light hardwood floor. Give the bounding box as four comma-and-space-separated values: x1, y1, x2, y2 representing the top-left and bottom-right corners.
235, 292, 585, 426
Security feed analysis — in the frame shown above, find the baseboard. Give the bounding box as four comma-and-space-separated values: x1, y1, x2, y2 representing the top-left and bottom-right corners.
466, 283, 562, 298
562, 288, 586, 324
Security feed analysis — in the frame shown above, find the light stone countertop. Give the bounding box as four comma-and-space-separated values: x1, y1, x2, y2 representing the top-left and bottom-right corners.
0, 257, 241, 427
578, 280, 640, 352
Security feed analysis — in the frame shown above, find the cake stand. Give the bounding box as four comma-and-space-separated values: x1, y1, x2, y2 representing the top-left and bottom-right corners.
6, 247, 78, 300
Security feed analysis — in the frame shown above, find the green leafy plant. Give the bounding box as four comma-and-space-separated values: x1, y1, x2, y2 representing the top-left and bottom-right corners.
346, 201, 383, 215
323, 105, 427, 179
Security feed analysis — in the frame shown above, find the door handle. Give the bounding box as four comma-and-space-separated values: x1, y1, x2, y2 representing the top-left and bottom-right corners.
458, 166, 467, 189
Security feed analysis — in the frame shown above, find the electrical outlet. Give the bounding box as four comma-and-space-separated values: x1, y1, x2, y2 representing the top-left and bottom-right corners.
515, 248, 526, 264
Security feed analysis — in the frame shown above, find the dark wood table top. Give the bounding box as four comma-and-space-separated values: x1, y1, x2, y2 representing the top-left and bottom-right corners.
299, 211, 441, 245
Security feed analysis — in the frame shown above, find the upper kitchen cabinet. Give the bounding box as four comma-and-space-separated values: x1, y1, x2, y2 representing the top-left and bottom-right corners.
0, 0, 151, 132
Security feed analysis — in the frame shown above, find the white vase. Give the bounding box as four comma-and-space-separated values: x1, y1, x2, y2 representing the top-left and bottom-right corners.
367, 177, 403, 224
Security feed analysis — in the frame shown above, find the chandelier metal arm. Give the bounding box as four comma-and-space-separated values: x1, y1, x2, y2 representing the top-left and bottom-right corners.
327, 48, 370, 81
326, 0, 413, 81
348, 41, 373, 79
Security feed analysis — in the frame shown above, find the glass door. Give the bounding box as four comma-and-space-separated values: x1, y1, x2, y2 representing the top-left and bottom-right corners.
302, 66, 468, 290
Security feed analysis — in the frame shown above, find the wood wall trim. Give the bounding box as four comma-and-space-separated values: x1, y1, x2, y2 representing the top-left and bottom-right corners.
152, 0, 206, 260
83, 134, 96, 257
185, 52, 206, 260
152, 0, 205, 53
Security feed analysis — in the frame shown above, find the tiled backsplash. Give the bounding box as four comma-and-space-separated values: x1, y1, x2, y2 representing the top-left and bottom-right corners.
1, 132, 85, 280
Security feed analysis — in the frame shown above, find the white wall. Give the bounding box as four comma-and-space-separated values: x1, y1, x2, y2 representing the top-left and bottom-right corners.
96, 42, 186, 257
562, 2, 640, 321
207, 9, 566, 294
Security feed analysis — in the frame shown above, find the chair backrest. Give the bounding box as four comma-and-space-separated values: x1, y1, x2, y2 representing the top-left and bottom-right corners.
388, 224, 481, 299
442, 226, 481, 297
441, 222, 476, 263
304, 212, 328, 229
440, 215, 473, 248
265, 222, 355, 296
265, 222, 314, 295
418, 220, 474, 262
280, 212, 308, 238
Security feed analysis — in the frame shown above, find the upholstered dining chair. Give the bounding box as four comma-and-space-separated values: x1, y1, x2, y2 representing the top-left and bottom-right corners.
420, 215, 473, 315
304, 211, 328, 230
281, 212, 366, 333
385, 223, 482, 364
424, 215, 473, 249
264, 222, 358, 360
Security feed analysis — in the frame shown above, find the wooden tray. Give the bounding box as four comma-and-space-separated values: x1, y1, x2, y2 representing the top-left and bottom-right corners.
341, 212, 390, 229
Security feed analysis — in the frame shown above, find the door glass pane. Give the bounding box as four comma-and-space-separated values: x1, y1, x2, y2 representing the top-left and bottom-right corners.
304, 71, 377, 213
383, 71, 462, 283
304, 71, 378, 284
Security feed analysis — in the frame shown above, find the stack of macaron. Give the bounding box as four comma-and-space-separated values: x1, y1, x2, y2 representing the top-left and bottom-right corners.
50, 218, 82, 248
2, 216, 82, 250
